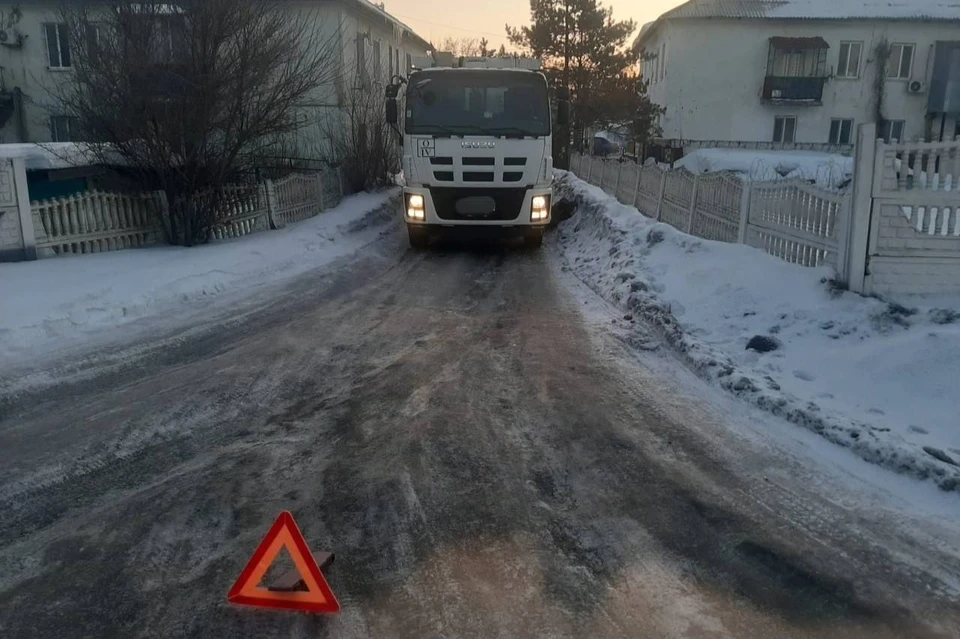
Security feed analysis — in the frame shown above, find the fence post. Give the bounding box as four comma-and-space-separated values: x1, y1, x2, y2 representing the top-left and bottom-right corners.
614, 160, 622, 198
587, 157, 593, 183
633, 166, 643, 210
318, 173, 326, 212
737, 179, 752, 244
654, 168, 666, 221
264, 179, 280, 229
686, 174, 700, 233
337, 168, 345, 201
847, 123, 877, 293
11, 158, 37, 260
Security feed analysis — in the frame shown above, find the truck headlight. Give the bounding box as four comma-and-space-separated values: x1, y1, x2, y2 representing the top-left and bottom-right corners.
406, 193, 426, 221
531, 195, 550, 221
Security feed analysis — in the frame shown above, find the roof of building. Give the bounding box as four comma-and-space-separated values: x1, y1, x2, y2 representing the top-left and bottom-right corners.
352, 0, 431, 50
636, 0, 960, 48
659, 0, 960, 21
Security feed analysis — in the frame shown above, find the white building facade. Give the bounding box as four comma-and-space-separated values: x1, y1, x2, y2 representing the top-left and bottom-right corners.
637, 0, 960, 153
0, 0, 429, 151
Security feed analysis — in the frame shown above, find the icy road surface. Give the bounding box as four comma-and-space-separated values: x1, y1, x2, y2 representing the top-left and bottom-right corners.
1, 231, 959, 638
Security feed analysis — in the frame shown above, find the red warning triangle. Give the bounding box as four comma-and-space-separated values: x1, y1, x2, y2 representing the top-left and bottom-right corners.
227, 511, 340, 613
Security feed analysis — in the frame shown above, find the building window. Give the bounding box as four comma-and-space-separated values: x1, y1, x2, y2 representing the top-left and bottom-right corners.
51, 116, 80, 142
829, 118, 854, 144
356, 35, 367, 85
396, 49, 400, 78
836, 42, 862, 78
373, 40, 381, 81
773, 116, 797, 143
44, 23, 71, 68
879, 120, 906, 143
887, 44, 914, 79
406, 52, 412, 73
659, 42, 666, 81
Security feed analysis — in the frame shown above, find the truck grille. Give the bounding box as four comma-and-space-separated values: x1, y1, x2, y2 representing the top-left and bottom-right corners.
431, 187, 528, 221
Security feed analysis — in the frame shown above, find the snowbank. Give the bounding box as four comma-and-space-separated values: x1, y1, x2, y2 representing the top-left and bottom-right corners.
0, 190, 398, 366
554, 172, 960, 492
675, 148, 854, 190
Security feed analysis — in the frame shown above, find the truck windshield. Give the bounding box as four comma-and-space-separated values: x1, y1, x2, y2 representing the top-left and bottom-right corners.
406, 71, 550, 137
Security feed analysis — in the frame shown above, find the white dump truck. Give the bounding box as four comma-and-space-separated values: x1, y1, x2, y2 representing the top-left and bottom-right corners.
386, 56, 569, 249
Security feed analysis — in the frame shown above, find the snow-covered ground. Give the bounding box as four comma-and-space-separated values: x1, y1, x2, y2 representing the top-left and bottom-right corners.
554, 171, 960, 492
0, 190, 398, 368
674, 148, 853, 189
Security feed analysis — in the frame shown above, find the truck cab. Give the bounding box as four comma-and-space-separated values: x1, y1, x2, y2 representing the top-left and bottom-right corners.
386, 56, 567, 249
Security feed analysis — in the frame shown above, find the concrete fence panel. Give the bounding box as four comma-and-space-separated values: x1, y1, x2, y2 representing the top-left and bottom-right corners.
866, 137, 960, 295
601, 160, 618, 195
31, 190, 162, 256
745, 180, 848, 271
660, 168, 696, 231
636, 165, 664, 217
208, 185, 270, 240
617, 162, 640, 207
691, 172, 742, 243
271, 173, 325, 228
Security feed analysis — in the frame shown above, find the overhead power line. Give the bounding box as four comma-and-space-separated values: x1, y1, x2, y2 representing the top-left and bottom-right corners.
389, 12, 512, 43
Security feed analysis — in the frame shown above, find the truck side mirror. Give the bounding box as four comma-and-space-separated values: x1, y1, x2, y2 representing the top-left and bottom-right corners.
386, 98, 398, 125
557, 100, 570, 128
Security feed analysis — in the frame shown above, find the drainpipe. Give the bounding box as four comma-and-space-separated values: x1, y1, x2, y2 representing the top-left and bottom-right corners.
14, 88, 26, 142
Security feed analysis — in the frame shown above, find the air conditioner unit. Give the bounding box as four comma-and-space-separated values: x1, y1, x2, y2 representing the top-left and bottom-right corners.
907, 80, 927, 94
0, 28, 25, 48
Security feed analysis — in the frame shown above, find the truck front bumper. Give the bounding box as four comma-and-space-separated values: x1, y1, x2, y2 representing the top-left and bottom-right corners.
402, 186, 552, 226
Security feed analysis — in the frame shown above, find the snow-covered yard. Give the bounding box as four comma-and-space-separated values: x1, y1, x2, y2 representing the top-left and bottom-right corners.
674, 148, 853, 189
554, 171, 960, 492
0, 190, 398, 369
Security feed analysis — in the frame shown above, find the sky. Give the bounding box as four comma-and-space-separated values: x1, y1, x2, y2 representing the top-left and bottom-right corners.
381, 0, 687, 49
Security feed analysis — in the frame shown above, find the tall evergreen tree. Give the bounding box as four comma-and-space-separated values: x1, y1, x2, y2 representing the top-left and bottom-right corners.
507, 0, 658, 162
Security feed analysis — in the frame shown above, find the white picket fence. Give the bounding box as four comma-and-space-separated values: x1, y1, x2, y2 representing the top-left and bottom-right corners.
570, 154, 851, 276
29, 169, 344, 257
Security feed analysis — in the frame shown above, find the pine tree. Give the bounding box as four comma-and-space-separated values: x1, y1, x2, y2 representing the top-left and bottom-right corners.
506, 0, 658, 162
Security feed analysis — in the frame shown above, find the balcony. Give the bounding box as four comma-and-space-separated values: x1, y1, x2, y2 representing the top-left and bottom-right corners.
762, 76, 827, 104
763, 36, 829, 105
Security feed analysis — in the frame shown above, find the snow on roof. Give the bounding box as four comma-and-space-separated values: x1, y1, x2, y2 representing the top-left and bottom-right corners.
661, 0, 960, 21
636, 0, 960, 48
354, 0, 431, 50
0, 143, 123, 171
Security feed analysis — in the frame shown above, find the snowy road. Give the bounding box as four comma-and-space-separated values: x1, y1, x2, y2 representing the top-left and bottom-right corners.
1, 228, 959, 638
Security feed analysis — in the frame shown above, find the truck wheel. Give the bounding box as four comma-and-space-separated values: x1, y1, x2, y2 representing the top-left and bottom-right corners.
524, 228, 544, 249
408, 225, 430, 250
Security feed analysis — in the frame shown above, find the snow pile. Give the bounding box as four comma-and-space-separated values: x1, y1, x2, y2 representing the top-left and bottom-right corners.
554, 172, 960, 492
675, 149, 854, 190
0, 190, 398, 366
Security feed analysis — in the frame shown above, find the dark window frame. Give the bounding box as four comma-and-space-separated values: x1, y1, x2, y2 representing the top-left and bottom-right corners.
773, 116, 797, 143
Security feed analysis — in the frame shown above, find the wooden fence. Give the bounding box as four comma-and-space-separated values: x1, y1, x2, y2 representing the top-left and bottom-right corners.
570, 154, 851, 276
